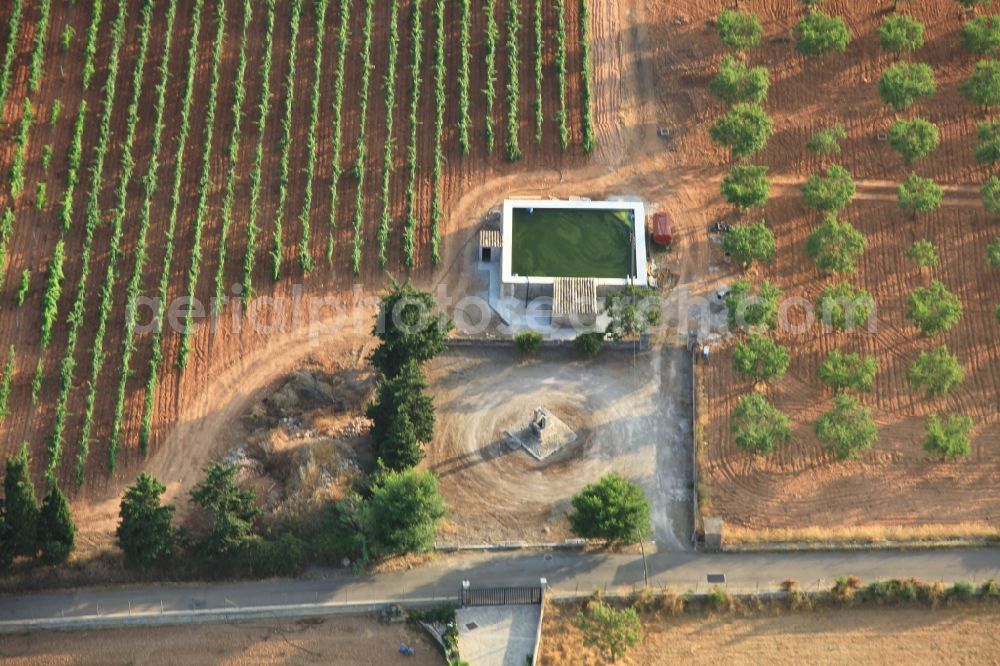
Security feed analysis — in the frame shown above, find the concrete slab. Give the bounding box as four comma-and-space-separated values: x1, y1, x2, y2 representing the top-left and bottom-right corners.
456, 605, 541, 666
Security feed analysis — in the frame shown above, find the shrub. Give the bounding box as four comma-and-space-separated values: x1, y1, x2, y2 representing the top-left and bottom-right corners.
880, 14, 924, 54
403, 0, 426, 266
707, 586, 730, 610
605, 286, 661, 340
575, 332, 605, 357
796, 10, 851, 56
805, 215, 866, 274
816, 281, 874, 331
909, 346, 964, 398
962, 15, 1000, 54
898, 172, 943, 216
960, 59, 1000, 107
888, 118, 940, 164
117, 473, 175, 569
575, 599, 643, 663
880, 63, 936, 111
709, 103, 774, 158
807, 124, 846, 155
458, 0, 473, 151
729, 392, 790, 455
81, 0, 102, 88
923, 414, 973, 459
906, 239, 939, 268
815, 394, 877, 461
709, 56, 770, 105
190, 463, 262, 566
34, 182, 46, 210
554, 0, 568, 150
980, 579, 1000, 597
375, 0, 400, 268
41, 144, 52, 172
40, 239, 65, 349
818, 350, 877, 393
15, 269, 30, 307
721, 165, 770, 209
365, 468, 446, 558
722, 221, 776, 268
485, 0, 500, 152
49, 100, 61, 126
579, 0, 595, 154
725, 279, 783, 330
0, 1, 23, 113
60, 24, 75, 52
906, 281, 963, 336
801, 164, 856, 212
949, 581, 976, 600
247, 533, 305, 577
515, 331, 543, 354
831, 575, 862, 602
9, 99, 35, 198
717, 9, 763, 51
531, 0, 543, 143
568, 473, 652, 544
732, 334, 790, 384
429, 0, 447, 264
27, 0, 52, 92
0, 346, 14, 423
0, 208, 12, 286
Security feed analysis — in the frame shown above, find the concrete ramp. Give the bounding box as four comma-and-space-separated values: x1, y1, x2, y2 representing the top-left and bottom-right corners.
456, 604, 542, 666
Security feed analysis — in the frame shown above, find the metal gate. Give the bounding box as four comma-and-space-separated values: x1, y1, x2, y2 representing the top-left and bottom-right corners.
460, 586, 543, 607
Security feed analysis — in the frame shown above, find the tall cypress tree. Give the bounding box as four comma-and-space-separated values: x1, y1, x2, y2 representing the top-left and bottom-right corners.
3, 443, 39, 558
366, 360, 435, 471
37, 483, 75, 564
117, 473, 175, 569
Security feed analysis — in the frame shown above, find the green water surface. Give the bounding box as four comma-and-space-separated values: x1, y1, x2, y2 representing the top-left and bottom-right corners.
510, 207, 635, 279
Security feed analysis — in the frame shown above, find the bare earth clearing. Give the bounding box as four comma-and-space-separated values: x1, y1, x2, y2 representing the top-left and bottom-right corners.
540, 603, 1000, 666
0, 615, 444, 665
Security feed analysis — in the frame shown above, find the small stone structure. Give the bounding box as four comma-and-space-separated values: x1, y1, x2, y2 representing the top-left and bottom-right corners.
504, 406, 578, 461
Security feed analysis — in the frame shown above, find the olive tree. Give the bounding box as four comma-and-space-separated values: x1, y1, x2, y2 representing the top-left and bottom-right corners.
962, 15, 1000, 54
722, 221, 776, 269
796, 11, 851, 56
818, 350, 877, 393
975, 119, 1000, 165
879, 63, 936, 110
906, 280, 963, 336
709, 103, 774, 158
906, 239, 939, 268
717, 9, 764, 51
879, 14, 925, 54
567, 473, 651, 545
801, 164, 856, 212
817, 281, 874, 331
604, 286, 661, 341
909, 345, 964, 398
960, 59, 1000, 107
815, 394, 878, 461
730, 392, 790, 456
575, 599, 644, 663
725, 279, 783, 330
709, 56, 770, 105
732, 334, 790, 384
982, 176, 1000, 216
805, 215, 866, 274
721, 165, 770, 209
364, 468, 446, 558
988, 237, 1000, 268
887, 118, 940, 164
807, 124, 846, 155
923, 414, 973, 459
898, 172, 943, 217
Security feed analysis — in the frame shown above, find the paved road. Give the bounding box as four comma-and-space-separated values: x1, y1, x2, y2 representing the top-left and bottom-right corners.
2, 548, 999, 629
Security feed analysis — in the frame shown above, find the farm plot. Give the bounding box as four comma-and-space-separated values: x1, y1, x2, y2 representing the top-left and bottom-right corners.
0, 0, 593, 497
645, 0, 1000, 537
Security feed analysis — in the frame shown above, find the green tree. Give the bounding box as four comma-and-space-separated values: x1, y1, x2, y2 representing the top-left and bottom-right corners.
575, 599, 643, 663
924, 414, 973, 459
575, 331, 604, 357
3, 443, 38, 558
709, 103, 774, 158
960, 59, 1000, 107
818, 350, 877, 393
805, 215, 866, 274
879, 63, 936, 111
975, 119, 1000, 165
709, 56, 770, 105
988, 238, 1000, 268
887, 118, 940, 164
116, 473, 175, 569
817, 282, 874, 331
722, 221, 776, 269
189, 464, 262, 564
909, 345, 964, 398
815, 394, 877, 461
982, 176, 1000, 216
898, 172, 943, 217
721, 165, 770, 210
604, 286, 661, 341
717, 9, 763, 51
567, 473, 651, 545
364, 468, 446, 557
962, 15, 1000, 54
879, 14, 925, 54
0, 518, 13, 571
906, 280, 963, 336
807, 124, 846, 155
725, 279, 783, 330
366, 360, 435, 472
906, 239, 939, 268
729, 392, 790, 456
370, 280, 453, 378
801, 164, 856, 212
796, 11, 851, 56
732, 334, 790, 384
36, 484, 75, 565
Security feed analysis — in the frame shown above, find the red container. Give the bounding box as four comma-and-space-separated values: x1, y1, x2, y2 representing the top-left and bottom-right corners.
652, 212, 673, 246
